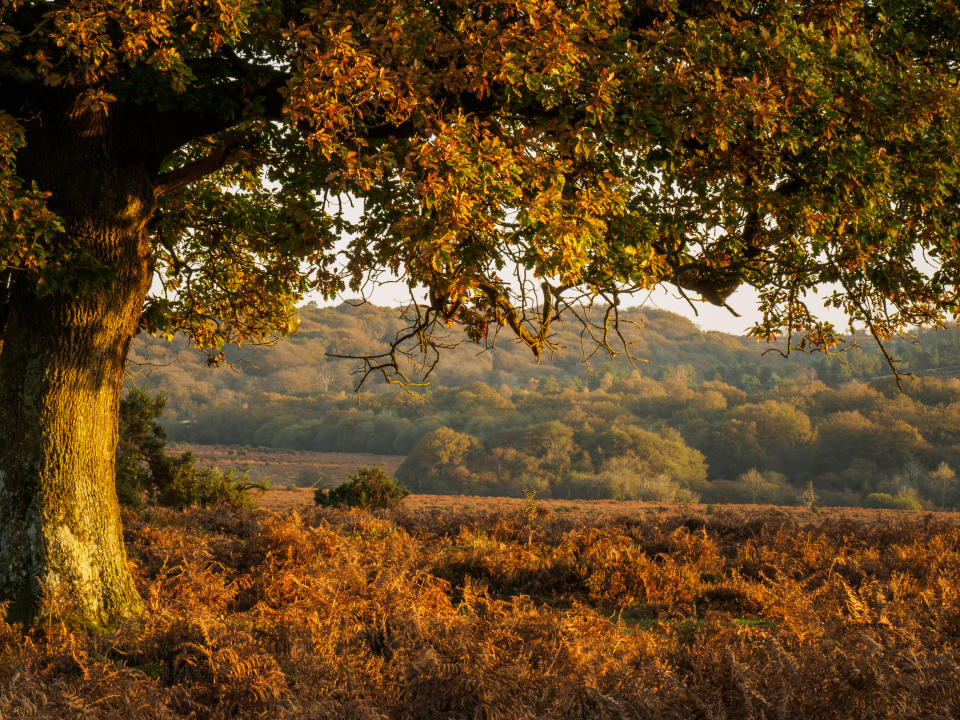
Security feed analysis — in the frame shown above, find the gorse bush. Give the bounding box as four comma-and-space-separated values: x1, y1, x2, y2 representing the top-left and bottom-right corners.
700, 469, 797, 505
864, 491, 924, 511
315, 466, 409, 509
563, 466, 700, 503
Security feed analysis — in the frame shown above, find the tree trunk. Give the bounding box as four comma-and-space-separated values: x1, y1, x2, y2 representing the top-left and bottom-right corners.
0, 98, 155, 625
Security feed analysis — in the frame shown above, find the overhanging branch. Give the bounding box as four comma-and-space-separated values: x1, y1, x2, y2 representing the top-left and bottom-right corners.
153, 137, 259, 198
477, 280, 558, 360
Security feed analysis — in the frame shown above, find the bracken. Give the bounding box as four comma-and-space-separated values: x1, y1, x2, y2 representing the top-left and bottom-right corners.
0, 503, 957, 719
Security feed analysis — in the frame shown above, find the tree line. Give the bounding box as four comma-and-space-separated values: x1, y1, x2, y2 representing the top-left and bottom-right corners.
128, 306, 960, 509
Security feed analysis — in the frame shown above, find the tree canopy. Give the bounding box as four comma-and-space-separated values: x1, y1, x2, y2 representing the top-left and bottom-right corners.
3, 0, 960, 369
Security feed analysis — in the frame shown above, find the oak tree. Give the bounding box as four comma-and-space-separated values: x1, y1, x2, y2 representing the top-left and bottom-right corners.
1, 0, 959, 622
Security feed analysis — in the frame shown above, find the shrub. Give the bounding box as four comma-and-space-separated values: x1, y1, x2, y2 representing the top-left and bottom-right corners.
156, 453, 267, 510
395, 427, 479, 493
116, 389, 267, 509
588, 426, 708, 489
564, 462, 700, 503
116, 388, 173, 508
864, 491, 924, 511
729, 468, 797, 505
115, 451, 149, 509
315, 467, 409, 509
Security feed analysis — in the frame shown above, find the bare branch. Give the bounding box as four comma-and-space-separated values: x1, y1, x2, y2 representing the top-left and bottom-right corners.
326, 302, 451, 392
476, 280, 559, 360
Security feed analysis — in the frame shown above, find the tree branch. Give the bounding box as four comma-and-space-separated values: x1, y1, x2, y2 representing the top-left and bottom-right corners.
477, 279, 558, 360
153, 137, 256, 198
151, 62, 290, 156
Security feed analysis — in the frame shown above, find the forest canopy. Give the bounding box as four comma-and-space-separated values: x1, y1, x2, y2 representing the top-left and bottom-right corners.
3, 0, 960, 365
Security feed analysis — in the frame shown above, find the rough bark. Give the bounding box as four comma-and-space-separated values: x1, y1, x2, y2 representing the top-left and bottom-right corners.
0, 97, 155, 625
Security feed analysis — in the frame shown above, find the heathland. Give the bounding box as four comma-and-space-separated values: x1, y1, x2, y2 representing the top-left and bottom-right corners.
1, 498, 957, 719
8, 306, 956, 719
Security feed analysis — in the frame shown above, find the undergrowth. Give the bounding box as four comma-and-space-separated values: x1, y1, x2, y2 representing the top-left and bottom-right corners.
0, 504, 958, 718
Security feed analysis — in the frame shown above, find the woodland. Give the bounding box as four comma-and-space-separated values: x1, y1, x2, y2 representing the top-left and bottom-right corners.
132, 302, 960, 510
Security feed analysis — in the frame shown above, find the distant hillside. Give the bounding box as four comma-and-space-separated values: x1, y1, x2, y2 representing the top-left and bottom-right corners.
126, 303, 960, 509
129, 302, 960, 415
129, 302, 794, 411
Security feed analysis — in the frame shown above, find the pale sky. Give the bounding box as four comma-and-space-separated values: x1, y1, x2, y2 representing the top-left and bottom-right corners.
308, 281, 852, 337
301, 198, 860, 336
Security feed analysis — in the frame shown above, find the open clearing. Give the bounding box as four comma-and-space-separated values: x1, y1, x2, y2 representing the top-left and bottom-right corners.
171, 444, 405, 487
258, 485, 960, 524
